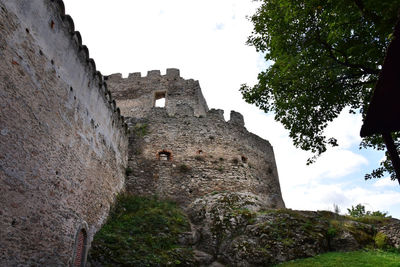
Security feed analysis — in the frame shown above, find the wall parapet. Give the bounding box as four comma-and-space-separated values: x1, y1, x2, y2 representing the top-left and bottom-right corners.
106, 68, 209, 118
4, 0, 127, 135
106, 68, 183, 83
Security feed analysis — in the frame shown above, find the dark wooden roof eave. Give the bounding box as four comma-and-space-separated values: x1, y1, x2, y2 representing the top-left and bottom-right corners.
360, 19, 400, 137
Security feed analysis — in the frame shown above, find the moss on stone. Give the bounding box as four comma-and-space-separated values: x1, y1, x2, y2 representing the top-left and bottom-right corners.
375, 232, 388, 249
132, 123, 149, 137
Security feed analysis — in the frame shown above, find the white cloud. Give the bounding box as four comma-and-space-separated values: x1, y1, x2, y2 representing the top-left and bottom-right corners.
310, 148, 368, 179
374, 177, 399, 187
284, 183, 400, 217
324, 108, 363, 149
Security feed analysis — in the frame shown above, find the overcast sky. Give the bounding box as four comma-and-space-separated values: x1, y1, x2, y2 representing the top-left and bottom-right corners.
63, 0, 400, 218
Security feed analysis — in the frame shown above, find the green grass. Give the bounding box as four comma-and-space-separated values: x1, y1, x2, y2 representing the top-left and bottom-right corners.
346, 215, 392, 225
88, 195, 195, 266
276, 250, 400, 267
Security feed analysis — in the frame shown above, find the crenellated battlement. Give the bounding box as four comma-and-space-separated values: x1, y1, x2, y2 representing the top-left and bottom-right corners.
106, 69, 188, 86
107, 68, 182, 81
106, 69, 248, 129
3, 0, 127, 134
106, 68, 209, 118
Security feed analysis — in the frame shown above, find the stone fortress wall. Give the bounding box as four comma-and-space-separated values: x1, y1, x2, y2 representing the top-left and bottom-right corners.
0, 0, 128, 265
107, 69, 285, 208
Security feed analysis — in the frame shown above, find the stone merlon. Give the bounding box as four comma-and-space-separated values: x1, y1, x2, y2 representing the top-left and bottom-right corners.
228, 110, 245, 127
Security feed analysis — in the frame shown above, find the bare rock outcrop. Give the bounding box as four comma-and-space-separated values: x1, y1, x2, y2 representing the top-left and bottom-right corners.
186, 192, 393, 266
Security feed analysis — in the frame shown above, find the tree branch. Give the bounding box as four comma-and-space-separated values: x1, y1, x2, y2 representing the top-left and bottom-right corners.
353, 0, 382, 25
315, 32, 380, 75
311, 73, 374, 92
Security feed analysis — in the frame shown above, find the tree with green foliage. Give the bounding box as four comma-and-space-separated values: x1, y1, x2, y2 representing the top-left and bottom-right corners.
347, 204, 368, 217
347, 203, 389, 218
241, 0, 400, 180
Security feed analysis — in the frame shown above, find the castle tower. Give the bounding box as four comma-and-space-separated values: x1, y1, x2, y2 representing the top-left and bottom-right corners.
106, 68, 208, 118
107, 69, 285, 208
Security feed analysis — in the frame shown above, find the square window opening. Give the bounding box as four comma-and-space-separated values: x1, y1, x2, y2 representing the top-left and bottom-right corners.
154, 91, 166, 107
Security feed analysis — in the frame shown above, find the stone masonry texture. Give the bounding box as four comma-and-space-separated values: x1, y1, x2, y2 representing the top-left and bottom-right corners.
107, 70, 286, 208
0, 0, 128, 265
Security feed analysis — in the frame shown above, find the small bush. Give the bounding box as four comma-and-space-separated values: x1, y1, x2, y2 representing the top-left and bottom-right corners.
348, 204, 367, 217
375, 232, 388, 249
132, 123, 149, 137
347, 204, 390, 222
371, 210, 389, 217
327, 226, 337, 238
232, 158, 239, 164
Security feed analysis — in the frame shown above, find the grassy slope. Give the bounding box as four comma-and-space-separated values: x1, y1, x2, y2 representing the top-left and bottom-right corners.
89, 194, 399, 266
88, 195, 194, 266
276, 250, 400, 267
